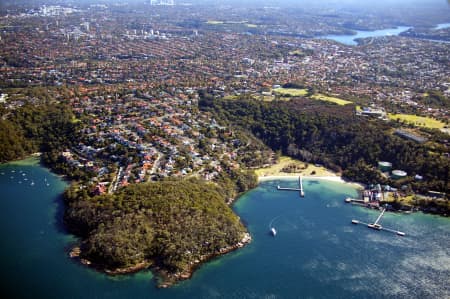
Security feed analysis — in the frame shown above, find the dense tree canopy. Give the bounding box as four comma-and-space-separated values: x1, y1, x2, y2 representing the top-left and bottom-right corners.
0, 101, 78, 163
64, 179, 248, 272
201, 95, 449, 194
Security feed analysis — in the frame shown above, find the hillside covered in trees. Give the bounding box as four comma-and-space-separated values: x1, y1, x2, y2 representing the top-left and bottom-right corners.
64, 178, 250, 286
200, 95, 449, 196
0, 99, 78, 163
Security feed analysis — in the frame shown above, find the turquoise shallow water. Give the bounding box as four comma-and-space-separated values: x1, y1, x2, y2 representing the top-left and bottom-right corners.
1, 162, 449, 299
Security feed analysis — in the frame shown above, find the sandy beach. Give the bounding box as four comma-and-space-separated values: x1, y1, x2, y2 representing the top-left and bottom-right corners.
255, 157, 364, 189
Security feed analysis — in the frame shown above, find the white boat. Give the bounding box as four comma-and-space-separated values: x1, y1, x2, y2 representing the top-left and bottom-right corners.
351, 219, 359, 224
396, 231, 405, 236
270, 227, 277, 236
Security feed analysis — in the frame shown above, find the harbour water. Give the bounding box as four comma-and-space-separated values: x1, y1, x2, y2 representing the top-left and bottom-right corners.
1, 161, 449, 298
319, 26, 412, 45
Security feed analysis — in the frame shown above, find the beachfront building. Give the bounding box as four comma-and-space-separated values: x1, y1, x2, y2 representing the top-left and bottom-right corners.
392, 170, 407, 180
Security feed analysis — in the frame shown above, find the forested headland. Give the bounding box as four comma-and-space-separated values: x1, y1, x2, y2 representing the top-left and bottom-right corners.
64, 178, 250, 287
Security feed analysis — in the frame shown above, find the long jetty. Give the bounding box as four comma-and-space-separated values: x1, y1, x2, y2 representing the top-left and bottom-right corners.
299, 176, 304, 197
373, 208, 386, 226
277, 176, 304, 197
351, 207, 405, 236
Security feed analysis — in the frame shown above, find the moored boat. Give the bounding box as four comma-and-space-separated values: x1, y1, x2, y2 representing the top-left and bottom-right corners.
270, 227, 277, 236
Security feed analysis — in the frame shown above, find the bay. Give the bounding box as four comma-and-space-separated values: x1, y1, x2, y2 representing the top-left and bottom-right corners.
434, 23, 450, 30
1, 161, 449, 298
318, 26, 411, 45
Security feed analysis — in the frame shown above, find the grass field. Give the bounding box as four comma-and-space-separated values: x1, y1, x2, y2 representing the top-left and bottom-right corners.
206, 20, 224, 25
311, 94, 353, 105
289, 50, 303, 56
273, 88, 308, 97
206, 21, 258, 28
388, 114, 446, 129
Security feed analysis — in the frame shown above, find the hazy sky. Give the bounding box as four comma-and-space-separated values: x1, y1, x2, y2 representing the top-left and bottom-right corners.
186, 0, 450, 9
2, 0, 450, 11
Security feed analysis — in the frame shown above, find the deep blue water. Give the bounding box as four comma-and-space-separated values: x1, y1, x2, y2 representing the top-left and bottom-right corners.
1, 161, 449, 298
319, 26, 412, 45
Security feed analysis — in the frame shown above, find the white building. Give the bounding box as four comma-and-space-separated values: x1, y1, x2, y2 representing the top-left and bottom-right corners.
150, 0, 175, 5
0, 94, 8, 104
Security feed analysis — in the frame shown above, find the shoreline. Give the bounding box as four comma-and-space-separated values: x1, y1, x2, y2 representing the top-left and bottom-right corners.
1, 153, 41, 166
258, 174, 365, 190
68, 232, 252, 288
254, 156, 366, 190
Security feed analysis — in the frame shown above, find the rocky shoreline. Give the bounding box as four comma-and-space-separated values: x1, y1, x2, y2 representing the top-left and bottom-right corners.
156, 232, 252, 288
69, 246, 152, 275
68, 232, 252, 288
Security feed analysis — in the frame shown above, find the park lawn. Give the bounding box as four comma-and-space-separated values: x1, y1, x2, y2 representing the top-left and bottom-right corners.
311, 94, 353, 105
223, 95, 239, 100
256, 95, 277, 102
388, 114, 446, 129
273, 88, 309, 97
206, 20, 224, 25
253, 94, 291, 102
289, 50, 303, 55
206, 21, 257, 28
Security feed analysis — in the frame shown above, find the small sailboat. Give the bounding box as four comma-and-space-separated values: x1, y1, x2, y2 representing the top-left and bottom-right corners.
270, 227, 277, 236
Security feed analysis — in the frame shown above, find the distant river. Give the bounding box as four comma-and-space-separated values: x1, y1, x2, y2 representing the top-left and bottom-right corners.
435, 22, 450, 30
318, 26, 412, 45
1, 160, 449, 298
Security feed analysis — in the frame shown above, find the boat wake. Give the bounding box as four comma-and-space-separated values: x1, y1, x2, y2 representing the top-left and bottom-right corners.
269, 215, 282, 236
268, 215, 281, 229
